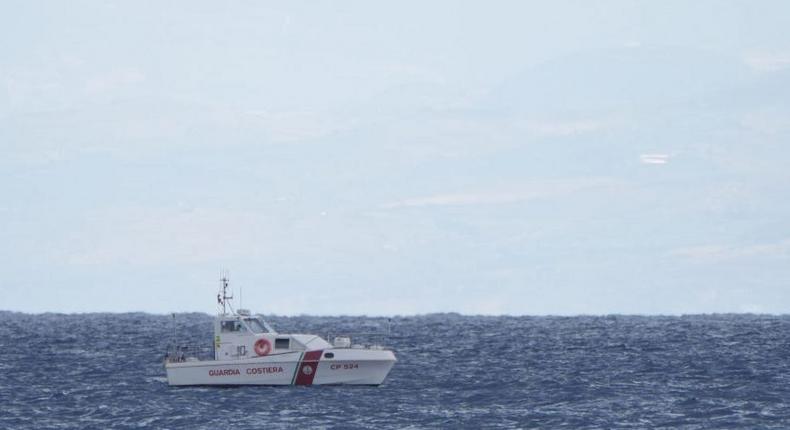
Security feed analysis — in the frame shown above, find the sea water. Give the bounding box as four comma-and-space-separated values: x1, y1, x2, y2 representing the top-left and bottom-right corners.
2, 312, 790, 429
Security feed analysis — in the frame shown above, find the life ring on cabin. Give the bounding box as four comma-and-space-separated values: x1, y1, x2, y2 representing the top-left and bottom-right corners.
254, 338, 272, 356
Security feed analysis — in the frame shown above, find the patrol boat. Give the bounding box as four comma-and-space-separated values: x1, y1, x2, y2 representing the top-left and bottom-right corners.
164, 277, 396, 386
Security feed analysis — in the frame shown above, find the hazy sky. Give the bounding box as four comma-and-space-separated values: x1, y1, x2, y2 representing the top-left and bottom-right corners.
2, 1, 789, 315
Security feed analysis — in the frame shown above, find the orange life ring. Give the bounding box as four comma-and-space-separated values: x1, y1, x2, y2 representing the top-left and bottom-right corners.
254, 338, 272, 356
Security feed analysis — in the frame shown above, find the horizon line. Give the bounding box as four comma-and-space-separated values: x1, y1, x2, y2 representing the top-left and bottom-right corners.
1, 309, 788, 318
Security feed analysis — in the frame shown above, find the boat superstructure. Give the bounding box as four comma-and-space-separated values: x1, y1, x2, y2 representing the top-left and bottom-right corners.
164, 277, 396, 386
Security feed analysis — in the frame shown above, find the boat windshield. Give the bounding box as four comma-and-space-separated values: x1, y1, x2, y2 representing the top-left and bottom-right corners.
244, 318, 267, 333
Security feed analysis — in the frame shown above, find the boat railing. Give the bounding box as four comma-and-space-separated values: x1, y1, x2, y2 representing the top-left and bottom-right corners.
325, 331, 392, 349
165, 343, 214, 363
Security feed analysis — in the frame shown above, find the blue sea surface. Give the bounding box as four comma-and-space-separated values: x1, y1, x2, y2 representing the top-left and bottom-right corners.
1, 312, 790, 429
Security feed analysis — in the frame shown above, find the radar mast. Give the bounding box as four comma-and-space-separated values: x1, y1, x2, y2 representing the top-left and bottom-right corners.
217, 272, 233, 315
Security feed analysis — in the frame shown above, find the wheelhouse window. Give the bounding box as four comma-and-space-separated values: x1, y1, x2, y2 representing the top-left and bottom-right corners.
221, 321, 241, 332
244, 318, 266, 334
275, 338, 290, 350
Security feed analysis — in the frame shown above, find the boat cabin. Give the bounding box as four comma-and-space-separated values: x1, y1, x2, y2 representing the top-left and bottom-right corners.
213, 309, 331, 360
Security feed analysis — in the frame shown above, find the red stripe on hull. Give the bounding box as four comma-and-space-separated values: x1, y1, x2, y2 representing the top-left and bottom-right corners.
294, 350, 323, 385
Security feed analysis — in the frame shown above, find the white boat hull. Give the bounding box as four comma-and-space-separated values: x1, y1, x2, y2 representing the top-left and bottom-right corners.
165, 348, 396, 386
